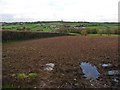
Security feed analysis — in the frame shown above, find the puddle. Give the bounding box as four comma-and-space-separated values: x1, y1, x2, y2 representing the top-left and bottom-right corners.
44, 63, 55, 71
108, 72, 120, 86
107, 70, 120, 86
108, 70, 119, 76
101, 64, 111, 67
80, 62, 100, 80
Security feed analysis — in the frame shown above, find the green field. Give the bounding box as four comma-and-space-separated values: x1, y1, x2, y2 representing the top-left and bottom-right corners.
2, 21, 119, 36
2, 22, 63, 32
68, 33, 119, 36
2, 21, 118, 32
87, 34, 119, 36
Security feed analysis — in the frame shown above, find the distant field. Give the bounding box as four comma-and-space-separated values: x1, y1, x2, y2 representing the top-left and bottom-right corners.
87, 34, 119, 36
68, 33, 120, 36
2, 21, 119, 40
2, 22, 118, 32
2, 22, 62, 32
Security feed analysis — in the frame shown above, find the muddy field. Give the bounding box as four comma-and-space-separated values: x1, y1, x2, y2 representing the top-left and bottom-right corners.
2, 36, 120, 88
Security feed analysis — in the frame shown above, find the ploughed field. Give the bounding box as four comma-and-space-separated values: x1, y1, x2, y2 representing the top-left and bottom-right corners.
2, 36, 119, 88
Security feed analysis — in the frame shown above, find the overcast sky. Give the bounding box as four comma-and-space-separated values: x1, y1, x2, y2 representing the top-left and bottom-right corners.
0, 0, 119, 22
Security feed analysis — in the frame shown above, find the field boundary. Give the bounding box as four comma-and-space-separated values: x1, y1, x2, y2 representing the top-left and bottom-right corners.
2, 30, 71, 42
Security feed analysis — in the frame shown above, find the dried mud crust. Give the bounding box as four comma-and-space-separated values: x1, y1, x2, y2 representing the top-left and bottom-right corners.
2, 36, 119, 88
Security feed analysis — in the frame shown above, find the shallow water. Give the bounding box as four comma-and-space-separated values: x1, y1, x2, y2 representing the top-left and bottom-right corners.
80, 62, 100, 80
108, 70, 120, 86
108, 70, 119, 76
101, 64, 111, 67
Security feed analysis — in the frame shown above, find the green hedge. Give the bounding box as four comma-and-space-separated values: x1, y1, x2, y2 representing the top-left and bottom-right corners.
2, 30, 70, 42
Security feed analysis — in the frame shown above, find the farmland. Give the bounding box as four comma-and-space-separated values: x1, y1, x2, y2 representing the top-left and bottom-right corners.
2, 21, 120, 89
2, 36, 119, 88
2, 21, 119, 32
1, 21, 119, 42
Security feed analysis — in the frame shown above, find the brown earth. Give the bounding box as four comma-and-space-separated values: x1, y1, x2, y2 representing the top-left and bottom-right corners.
2, 36, 120, 88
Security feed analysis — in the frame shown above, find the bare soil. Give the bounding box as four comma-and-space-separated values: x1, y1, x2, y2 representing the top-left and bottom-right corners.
2, 36, 120, 88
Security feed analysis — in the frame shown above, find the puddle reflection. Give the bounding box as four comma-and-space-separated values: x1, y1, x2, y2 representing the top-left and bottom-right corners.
101, 64, 111, 67
108, 70, 119, 76
80, 62, 100, 80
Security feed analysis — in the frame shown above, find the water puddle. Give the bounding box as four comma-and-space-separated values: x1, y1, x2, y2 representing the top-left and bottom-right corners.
107, 70, 120, 86
101, 63, 111, 67
108, 70, 119, 76
44, 63, 55, 71
80, 62, 100, 80
79, 62, 120, 87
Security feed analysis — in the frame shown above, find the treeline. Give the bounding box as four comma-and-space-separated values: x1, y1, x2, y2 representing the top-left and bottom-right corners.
55, 27, 120, 36
2, 30, 70, 42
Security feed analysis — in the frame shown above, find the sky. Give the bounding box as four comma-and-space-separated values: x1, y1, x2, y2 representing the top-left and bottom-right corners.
0, 0, 119, 22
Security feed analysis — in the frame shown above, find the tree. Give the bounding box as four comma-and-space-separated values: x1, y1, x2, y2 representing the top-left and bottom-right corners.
97, 30, 103, 36
106, 26, 111, 36
81, 30, 88, 36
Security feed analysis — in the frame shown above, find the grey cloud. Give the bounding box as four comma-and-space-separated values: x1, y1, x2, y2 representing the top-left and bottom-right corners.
0, 14, 34, 22
118, 1, 120, 22
0, 14, 14, 22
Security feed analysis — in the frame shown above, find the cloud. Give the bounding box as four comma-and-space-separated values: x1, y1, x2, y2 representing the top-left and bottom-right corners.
118, 1, 120, 22
0, 0, 119, 22
0, 14, 14, 22
0, 14, 34, 22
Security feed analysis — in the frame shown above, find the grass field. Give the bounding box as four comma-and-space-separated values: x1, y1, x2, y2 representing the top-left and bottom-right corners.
2, 22, 118, 32
87, 34, 119, 36
2, 21, 119, 42
68, 33, 120, 36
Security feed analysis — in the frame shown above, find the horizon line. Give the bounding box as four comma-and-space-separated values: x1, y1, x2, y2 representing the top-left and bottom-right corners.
0, 20, 119, 23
